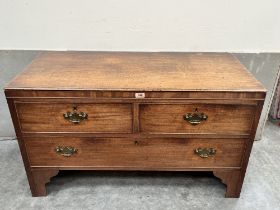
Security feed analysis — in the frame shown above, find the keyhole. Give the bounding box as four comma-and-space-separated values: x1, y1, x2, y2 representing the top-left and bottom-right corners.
134, 140, 139, 145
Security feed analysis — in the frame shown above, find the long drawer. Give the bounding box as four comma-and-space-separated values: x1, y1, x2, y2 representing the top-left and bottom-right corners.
25, 137, 246, 168
15, 103, 133, 133
140, 104, 255, 134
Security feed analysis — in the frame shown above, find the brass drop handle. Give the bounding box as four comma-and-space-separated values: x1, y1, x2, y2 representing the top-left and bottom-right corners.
194, 148, 216, 158
183, 108, 208, 125
63, 106, 88, 124
55, 146, 78, 157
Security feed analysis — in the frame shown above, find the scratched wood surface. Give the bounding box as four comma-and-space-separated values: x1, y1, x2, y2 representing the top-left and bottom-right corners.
6, 52, 265, 92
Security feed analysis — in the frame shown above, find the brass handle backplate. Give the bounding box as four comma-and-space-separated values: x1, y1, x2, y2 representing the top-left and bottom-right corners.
183, 108, 208, 125
55, 146, 78, 157
194, 148, 216, 158
63, 106, 88, 124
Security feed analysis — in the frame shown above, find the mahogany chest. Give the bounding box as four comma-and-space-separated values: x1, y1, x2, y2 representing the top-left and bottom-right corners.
5, 52, 266, 197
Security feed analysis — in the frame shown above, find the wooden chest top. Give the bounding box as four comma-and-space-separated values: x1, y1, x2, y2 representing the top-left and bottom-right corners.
6, 52, 265, 92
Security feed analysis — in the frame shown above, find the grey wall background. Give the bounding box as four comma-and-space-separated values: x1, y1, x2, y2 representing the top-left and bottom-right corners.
0, 51, 38, 139
0, 51, 279, 140
234, 54, 280, 140
1, 0, 280, 52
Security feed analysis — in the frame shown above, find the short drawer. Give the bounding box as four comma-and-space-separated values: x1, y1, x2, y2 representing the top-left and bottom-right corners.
25, 137, 245, 168
140, 104, 255, 134
16, 103, 132, 133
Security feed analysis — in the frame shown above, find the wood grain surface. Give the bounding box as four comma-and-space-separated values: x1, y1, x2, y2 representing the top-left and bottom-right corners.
5, 89, 266, 99
15, 102, 133, 133
25, 137, 245, 168
140, 104, 255, 134
5, 52, 265, 92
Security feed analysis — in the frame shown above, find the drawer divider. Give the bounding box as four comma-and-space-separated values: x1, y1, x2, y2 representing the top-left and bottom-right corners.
133, 103, 140, 133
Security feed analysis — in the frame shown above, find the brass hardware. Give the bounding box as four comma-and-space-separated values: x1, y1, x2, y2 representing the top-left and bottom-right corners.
63, 106, 88, 124
55, 146, 78, 157
194, 148, 216, 158
183, 108, 208, 125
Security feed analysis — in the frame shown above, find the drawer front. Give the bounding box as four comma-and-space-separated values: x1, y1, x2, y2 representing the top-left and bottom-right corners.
25, 137, 245, 168
16, 103, 132, 133
140, 104, 255, 134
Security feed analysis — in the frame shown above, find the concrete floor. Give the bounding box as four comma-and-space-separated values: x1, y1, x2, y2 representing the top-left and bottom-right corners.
0, 122, 279, 210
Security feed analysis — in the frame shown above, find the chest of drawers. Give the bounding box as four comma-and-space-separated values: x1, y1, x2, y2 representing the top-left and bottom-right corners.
5, 52, 266, 197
